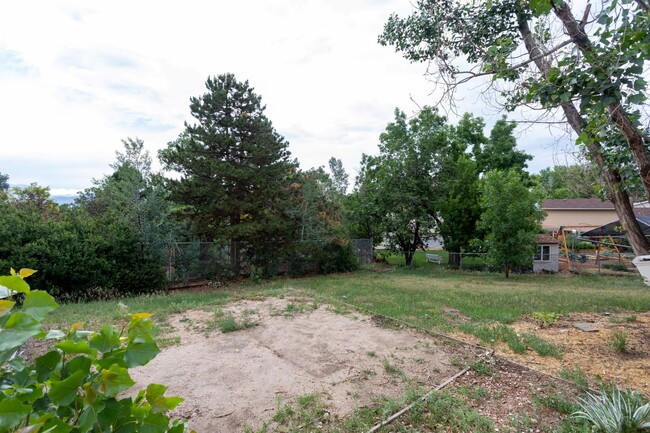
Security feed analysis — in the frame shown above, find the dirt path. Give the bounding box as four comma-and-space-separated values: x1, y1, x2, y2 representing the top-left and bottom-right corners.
130, 298, 481, 432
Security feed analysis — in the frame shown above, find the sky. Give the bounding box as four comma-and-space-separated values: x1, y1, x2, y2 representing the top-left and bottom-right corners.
0, 0, 577, 200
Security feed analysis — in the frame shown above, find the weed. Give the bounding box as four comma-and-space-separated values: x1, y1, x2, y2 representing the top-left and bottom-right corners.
249, 265, 263, 284
360, 369, 376, 380
383, 357, 403, 376
449, 355, 464, 367
218, 313, 256, 333
366, 350, 376, 357
521, 332, 563, 358
559, 366, 590, 390
610, 330, 629, 353
157, 335, 182, 348
533, 393, 578, 415
455, 385, 490, 401
609, 315, 637, 323
532, 311, 560, 327
470, 360, 494, 376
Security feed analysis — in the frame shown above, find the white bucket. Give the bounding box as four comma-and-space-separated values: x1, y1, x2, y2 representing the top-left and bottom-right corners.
632, 255, 650, 286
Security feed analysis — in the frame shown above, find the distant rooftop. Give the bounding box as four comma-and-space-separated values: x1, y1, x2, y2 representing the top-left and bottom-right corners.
536, 234, 560, 244
542, 198, 615, 210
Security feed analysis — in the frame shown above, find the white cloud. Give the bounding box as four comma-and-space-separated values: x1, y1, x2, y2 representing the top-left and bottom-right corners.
0, 0, 577, 191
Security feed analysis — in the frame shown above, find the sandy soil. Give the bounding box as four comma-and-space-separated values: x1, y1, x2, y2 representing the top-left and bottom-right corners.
452, 311, 650, 393
129, 298, 481, 432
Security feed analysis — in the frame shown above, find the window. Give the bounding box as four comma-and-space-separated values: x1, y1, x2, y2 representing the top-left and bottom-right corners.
534, 245, 550, 261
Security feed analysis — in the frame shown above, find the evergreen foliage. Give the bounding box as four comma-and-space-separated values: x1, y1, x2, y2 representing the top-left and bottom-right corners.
159, 74, 297, 273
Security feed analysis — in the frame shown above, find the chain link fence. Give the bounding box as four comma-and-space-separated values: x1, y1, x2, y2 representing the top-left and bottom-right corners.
165, 239, 373, 283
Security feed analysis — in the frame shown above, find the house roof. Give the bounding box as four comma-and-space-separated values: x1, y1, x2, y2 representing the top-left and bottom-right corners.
582, 216, 650, 236
542, 198, 615, 210
536, 234, 560, 244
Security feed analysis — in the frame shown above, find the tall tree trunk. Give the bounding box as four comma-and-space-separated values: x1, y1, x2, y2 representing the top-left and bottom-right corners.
448, 250, 461, 268
504, 264, 510, 278
229, 213, 241, 275
517, 14, 650, 256
552, 2, 650, 203
404, 249, 414, 266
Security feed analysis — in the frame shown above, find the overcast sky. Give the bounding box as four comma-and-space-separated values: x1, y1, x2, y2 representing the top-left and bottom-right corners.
0, 0, 576, 198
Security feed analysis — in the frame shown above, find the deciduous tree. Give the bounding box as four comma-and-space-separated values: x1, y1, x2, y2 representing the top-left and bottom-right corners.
479, 170, 545, 277
379, 0, 650, 255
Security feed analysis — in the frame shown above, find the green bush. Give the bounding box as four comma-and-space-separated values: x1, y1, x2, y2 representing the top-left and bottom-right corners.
0, 205, 166, 301
576, 241, 596, 250
317, 241, 360, 274
0, 269, 192, 433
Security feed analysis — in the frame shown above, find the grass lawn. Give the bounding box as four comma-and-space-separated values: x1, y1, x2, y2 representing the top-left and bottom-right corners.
48, 262, 650, 332
41, 263, 650, 432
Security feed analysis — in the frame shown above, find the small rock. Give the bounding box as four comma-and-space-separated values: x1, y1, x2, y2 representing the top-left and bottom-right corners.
573, 322, 598, 332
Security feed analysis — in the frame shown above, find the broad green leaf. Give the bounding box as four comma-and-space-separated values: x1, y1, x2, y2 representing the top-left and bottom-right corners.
0, 276, 30, 294
139, 413, 169, 433
146, 384, 183, 414
77, 404, 99, 433
96, 349, 128, 370
49, 370, 84, 406
0, 398, 30, 431
23, 291, 58, 321
128, 317, 156, 344
18, 268, 37, 279
64, 356, 92, 377
90, 325, 120, 353
125, 342, 160, 368
45, 330, 66, 340
34, 350, 62, 381
0, 299, 15, 316
56, 340, 97, 356
130, 313, 153, 320
101, 364, 135, 397
0, 312, 41, 351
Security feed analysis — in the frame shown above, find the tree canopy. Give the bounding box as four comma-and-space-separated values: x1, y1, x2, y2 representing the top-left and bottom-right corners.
380, 0, 650, 255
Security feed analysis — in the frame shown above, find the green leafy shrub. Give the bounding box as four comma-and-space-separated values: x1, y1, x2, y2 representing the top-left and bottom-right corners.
576, 241, 596, 250
317, 241, 359, 274
0, 205, 166, 301
0, 268, 193, 432
572, 387, 650, 433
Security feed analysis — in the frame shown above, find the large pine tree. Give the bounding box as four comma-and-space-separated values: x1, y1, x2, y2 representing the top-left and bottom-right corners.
160, 74, 297, 271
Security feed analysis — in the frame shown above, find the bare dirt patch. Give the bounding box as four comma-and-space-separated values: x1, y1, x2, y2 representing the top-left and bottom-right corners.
129, 297, 482, 432
452, 311, 650, 393
451, 356, 581, 433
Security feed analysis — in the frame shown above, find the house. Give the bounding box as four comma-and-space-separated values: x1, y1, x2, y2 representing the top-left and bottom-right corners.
534, 234, 560, 273
541, 198, 618, 232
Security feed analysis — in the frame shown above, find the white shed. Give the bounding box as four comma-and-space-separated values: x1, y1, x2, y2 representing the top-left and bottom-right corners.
533, 234, 560, 273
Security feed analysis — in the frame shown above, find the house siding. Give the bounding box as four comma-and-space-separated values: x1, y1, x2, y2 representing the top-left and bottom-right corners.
542, 209, 618, 231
